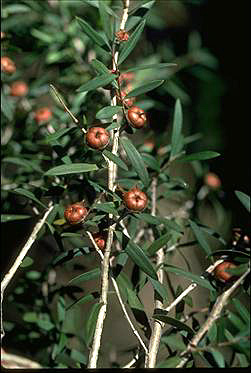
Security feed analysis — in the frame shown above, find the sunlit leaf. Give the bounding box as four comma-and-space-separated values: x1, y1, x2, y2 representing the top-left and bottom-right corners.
123, 62, 177, 73
189, 219, 211, 255
176, 151, 220, 162
68, 268, 101, 285
1, 214, 32, 223
45, 163, 98, 176
96, 106, 122, 119
170, 99, 183, 158
125, 80, 164, 98
76, 16, 108, 47
12, 188, 47, 208
118, 20, 146, 65
102, 149, 128, 171
76, 73, 117, 92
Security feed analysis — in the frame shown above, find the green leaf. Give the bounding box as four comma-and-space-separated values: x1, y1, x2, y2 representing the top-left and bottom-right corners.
76, 73, 117, 92
96, 106, 122, 119
57, 296, 65, 324
118, 20, 146, 65
98, 0, 113, 41
25, 270, 41, 280
20, 257, 33, 268
170, 99, 183, 158
142, 153, 160, 171
102, 149, 128, 171
66, 292, 99, 311
44, 128, 73, 144
70, 349, 87, 365
92, 202, 118, 215
1, 90, 14, 121
153, 311, 194, 336
137, 213, 183, 233
149, 277, 168, 301
124, 238, 158, 280
13, 188, 47, 209
76, 16, 107, 47
31, 28, 53, 43
120, 137, 149, 187
157, 356, 183, 368
1, 214, 31, 223
68, 268, 101, 285
3, 157, 42, 172
164, 264, 215, 290
123, 63, 177, 73
176, 151, 220, 162
90, 59, 110, 75
147, 232, 170, 256
189, 219, 211, 255
85, 302, 103, 347
210, 348, 225, 368
45, 163, 98, 176
235, 191, 250, 212
125, 80, 164, 98
126, 288, 144, 310
37, 319, 55, 331
232, 299, 250, 324
23, 312, 37, 323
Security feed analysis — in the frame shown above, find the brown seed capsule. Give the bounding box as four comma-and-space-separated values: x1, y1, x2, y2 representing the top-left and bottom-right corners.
123, 187, 148, 212
35, 107, 52, 124
1, 56, 16, 74
115, 30, 129, 42
64, 203, 88, 225
92, 232, 107, 251
214, 261, 237, 283
10, 81, 28, 97
127, 106, 147, 129
204, 172, 221, 189
117, 90, 136, 108
86, 127, 110, 150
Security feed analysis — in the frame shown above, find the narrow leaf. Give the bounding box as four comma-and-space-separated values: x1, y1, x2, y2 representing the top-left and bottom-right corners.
13, 188, 47, 209
164, 264, 215, 290
126, 288, 144, 310
142, 153, 160, 171
148, 232, 170, 256
118, 20, 146, 65
44, 128, 73, 144
3, 157, 42, 172
76, 16, 107, 47
170, 99, 183, 158
235, 191, 250, 212
45, 163, 98, 176
102, 149, 128, 171
90, 59, 110, 75
123, 63, 177, 73
66, 292, 100, 311
85, 302, 103, 347
76, 73, 117, 92
68, 268, 101, 285
120, 137, 149, 187
98, 0, 112, 41
153, 311, 194, 336
125, 80, 164, 98
96, 106, 122, 120
92, 202, 118, 215
1, 214, 31, 223
189, 219, 211, 255
176, 151, 220, 162
149, 277, 168, 301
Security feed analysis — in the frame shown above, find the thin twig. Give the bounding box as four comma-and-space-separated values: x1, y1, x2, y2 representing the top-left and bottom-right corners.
145, 177, 165, 368
1, 348, 42, 369
176, 266, 250, 368
1, 203, 54, 340
87, 1, 130, 367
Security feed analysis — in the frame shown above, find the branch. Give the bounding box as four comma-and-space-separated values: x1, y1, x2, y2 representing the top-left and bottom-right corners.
1, 348, 42, 368
87, 3, 130, 367
1, 203, 54, 340
176, 266, 250, 368
145, 177, 165, 368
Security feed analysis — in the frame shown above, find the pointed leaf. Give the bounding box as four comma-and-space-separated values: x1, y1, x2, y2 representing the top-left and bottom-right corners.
44, 128, 73, 144
148, 232, 170, 256
125, 239, 158, 280
90, 58, 110, 74
66, 292, 100, 311
1, 214, 32, 223
125, 80, 164, 98
45, 163, 98, 176
153, 311, 194, 336
118, 20, 146, 65
98, 0, 113, 41
120, 137, 149, 187
164, 264, 214, 290
102, 149, 128, 171
235, 191, 250, 212
176, 151, 220, 162
142, 153, 160, 171
149, 277, 168, 301
126, 288, 144, 310
92, 202, 118, 215
76, 16, 107, 47
12, 188, 47, 208
170, 99, 183, 158
76, 73, 117, 92
68, 268, 101, 285
96, 106, 122, 120
123, 63, 177, 73
85, 302, 103, 347
189, 219, 211, 255
3, 157, 42, 172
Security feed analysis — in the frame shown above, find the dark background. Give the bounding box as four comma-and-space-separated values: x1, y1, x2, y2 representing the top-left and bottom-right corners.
197, 0, 250, 228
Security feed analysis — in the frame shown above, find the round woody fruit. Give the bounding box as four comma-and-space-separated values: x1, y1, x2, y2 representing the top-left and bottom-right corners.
35, 107, 52, 123
214, 261, 237, 283
10, 81, 28, 97
127, 106, 147, 129
92, 232, 107, 251
204, 172, 221, 189
86, 127, 110, 150
1, 56, 16, 74
64, 203, 88, 225
123, 187, 148, 212
115, 30, 129, 42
